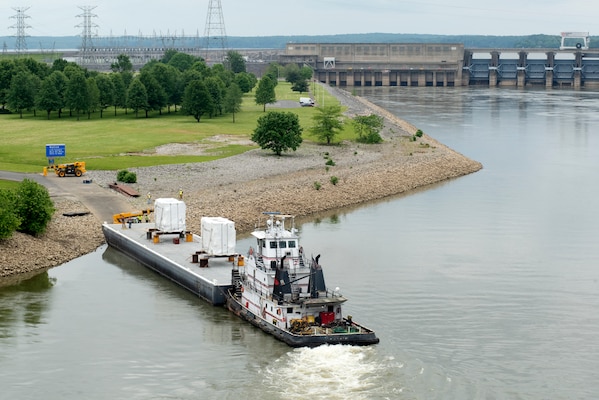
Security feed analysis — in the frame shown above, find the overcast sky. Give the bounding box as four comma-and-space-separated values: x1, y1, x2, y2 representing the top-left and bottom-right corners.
2, 1, 596, 38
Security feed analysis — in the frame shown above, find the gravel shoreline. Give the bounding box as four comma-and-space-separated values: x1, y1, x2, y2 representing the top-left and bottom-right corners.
0, 87, 482, 284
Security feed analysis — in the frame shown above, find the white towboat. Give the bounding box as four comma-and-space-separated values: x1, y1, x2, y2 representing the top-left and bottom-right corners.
226, 212, 379, 347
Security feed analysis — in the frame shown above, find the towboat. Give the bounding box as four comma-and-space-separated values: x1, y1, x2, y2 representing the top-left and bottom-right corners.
226, 212, 379, 347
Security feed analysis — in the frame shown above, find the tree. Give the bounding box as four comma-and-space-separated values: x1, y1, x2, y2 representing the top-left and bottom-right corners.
168, 52, 198, 72
255, 75, 276, 112
252, 111, 303, 156
204, 76, 225, 116
110, 54, 133, 73
310, 105, 345, 145
7, 70, 37, 118
139, 70, 167, 116
0, 59, 17, 110
110, 73, 127, 115
47, 71, 68, 118
181, 79, 213, 122
284, 63, 301, 84
95, 73, 115, 118
65, 71, 89, 120
0, 189, 20, 240
86, 77, 100, 119
235, 72, 255, 93
291, 79, 309, 93
36, 75, 62, 119
223, 82, 243, 122
264, 63, 281, 84
15, 179, 55, 236
225, 50, 247, 73
353, 114, 384, 144
126, 78, 148, 118
149, 63, 180, 113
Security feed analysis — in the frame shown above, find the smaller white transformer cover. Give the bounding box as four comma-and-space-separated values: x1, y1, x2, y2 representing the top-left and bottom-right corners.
201, 217, 236, 255
154, 198, 186, 232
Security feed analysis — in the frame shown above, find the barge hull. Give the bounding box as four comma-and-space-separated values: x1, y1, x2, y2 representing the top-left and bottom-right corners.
102, 224, 230, 305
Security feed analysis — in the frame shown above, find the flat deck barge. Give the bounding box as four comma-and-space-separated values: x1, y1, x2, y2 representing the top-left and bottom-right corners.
102, 222, 234, 305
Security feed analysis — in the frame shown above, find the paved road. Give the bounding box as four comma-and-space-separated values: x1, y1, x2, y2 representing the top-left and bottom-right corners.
0, 171, 135, 223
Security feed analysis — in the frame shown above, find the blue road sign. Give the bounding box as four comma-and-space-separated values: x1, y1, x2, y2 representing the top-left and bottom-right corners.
46, 144, 66, 158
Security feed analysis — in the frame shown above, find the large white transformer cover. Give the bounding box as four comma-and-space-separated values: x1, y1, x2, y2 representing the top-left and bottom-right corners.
201, 217, 236, 255
154, 198, 186, 232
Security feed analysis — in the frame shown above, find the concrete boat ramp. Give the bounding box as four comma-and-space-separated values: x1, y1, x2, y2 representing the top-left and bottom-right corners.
102, 222, 235, 305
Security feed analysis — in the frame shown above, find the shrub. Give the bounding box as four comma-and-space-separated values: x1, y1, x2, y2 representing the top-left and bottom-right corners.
117, 169, 137, 183
415, 129, 424, 137
325, 159, 335, 166
0, 189, 21, 239
15, 179, 55, 236
313, 181, 322, 190
122, 171, 137, 183
330, 176, 339, 185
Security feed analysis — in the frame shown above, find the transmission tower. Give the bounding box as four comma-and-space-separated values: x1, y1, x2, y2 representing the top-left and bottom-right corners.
9, 7, 31, 54
76, 6, 99, 64
203, 0, 228, 62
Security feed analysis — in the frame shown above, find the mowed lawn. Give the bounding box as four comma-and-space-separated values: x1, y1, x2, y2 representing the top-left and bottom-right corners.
1, 82, 350, 173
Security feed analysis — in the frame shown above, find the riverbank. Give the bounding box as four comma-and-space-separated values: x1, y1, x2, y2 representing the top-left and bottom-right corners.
0, 87, 482, 284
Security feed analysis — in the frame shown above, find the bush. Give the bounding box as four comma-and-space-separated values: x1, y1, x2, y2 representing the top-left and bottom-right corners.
0, 189, 21, 239
415, 129, 424, 137
357, 131, 383, 144
117, 169, 137, 183
330, 176, 339, 185
313, 181, 322, 190
325, 159, 336, 166
122, 172, 137, 183
15, 179, 55, 236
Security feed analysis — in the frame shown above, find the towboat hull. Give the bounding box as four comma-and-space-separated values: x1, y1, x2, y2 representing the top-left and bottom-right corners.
226, 291, 379, 347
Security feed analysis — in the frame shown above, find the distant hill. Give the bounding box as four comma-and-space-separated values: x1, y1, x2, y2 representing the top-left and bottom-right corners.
0, 33, 590, 51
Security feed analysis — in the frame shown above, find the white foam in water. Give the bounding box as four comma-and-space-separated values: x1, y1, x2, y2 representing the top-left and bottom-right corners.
262, 345, 383, 399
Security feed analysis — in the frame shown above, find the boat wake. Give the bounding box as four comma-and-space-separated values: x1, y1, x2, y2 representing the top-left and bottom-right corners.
262, 345, 384, 399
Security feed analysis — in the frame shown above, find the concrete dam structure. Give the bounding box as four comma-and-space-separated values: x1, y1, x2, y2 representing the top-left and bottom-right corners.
280, 43, 599, 88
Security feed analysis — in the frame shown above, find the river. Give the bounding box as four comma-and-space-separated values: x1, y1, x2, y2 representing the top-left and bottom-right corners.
1, 87, 598, 399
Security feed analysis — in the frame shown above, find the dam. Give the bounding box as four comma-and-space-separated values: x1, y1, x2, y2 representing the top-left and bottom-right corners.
280, 41, 599, 89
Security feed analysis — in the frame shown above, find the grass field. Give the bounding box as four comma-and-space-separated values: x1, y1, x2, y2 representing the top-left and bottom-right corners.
1, 82, 353, 173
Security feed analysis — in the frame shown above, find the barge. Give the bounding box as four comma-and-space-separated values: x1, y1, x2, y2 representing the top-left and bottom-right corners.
102, 200, 379, 347
102, 198, 236, 305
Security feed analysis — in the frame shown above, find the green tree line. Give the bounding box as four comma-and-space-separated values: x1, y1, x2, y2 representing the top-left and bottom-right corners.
0, 50, 257, 122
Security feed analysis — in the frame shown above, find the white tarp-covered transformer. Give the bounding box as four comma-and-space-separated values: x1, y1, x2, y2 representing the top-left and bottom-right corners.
154, 198, 186, 232
201, 217, 236, 255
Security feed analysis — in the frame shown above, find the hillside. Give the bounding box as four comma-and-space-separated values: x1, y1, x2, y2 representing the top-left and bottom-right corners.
0, 33, 579, 52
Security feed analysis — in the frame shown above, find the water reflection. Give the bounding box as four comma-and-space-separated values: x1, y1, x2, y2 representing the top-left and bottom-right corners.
0, 272, 55, 339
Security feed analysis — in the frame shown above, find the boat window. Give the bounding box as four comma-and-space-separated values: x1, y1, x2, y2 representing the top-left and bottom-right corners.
288, 241, 296, 248
269, 241, 277, 248
278, 241, 287, 248
287, 307, 293, 313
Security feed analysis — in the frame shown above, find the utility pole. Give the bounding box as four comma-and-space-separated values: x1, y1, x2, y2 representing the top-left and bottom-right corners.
76, 6, 99, 65
203, 0, 228, 63
9, 7, 31, 55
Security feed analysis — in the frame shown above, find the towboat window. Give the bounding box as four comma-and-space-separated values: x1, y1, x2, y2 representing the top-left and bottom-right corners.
287, 307, 293, 313
278, 241, 287, 248
269, 241, 277, 248
288, 241, 296, 248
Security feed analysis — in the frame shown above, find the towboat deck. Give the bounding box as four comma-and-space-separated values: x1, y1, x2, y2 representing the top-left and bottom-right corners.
102, 222, 236, 305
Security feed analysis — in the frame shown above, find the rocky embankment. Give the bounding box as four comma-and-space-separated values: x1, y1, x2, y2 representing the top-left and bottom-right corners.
0, 87, 482, 284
